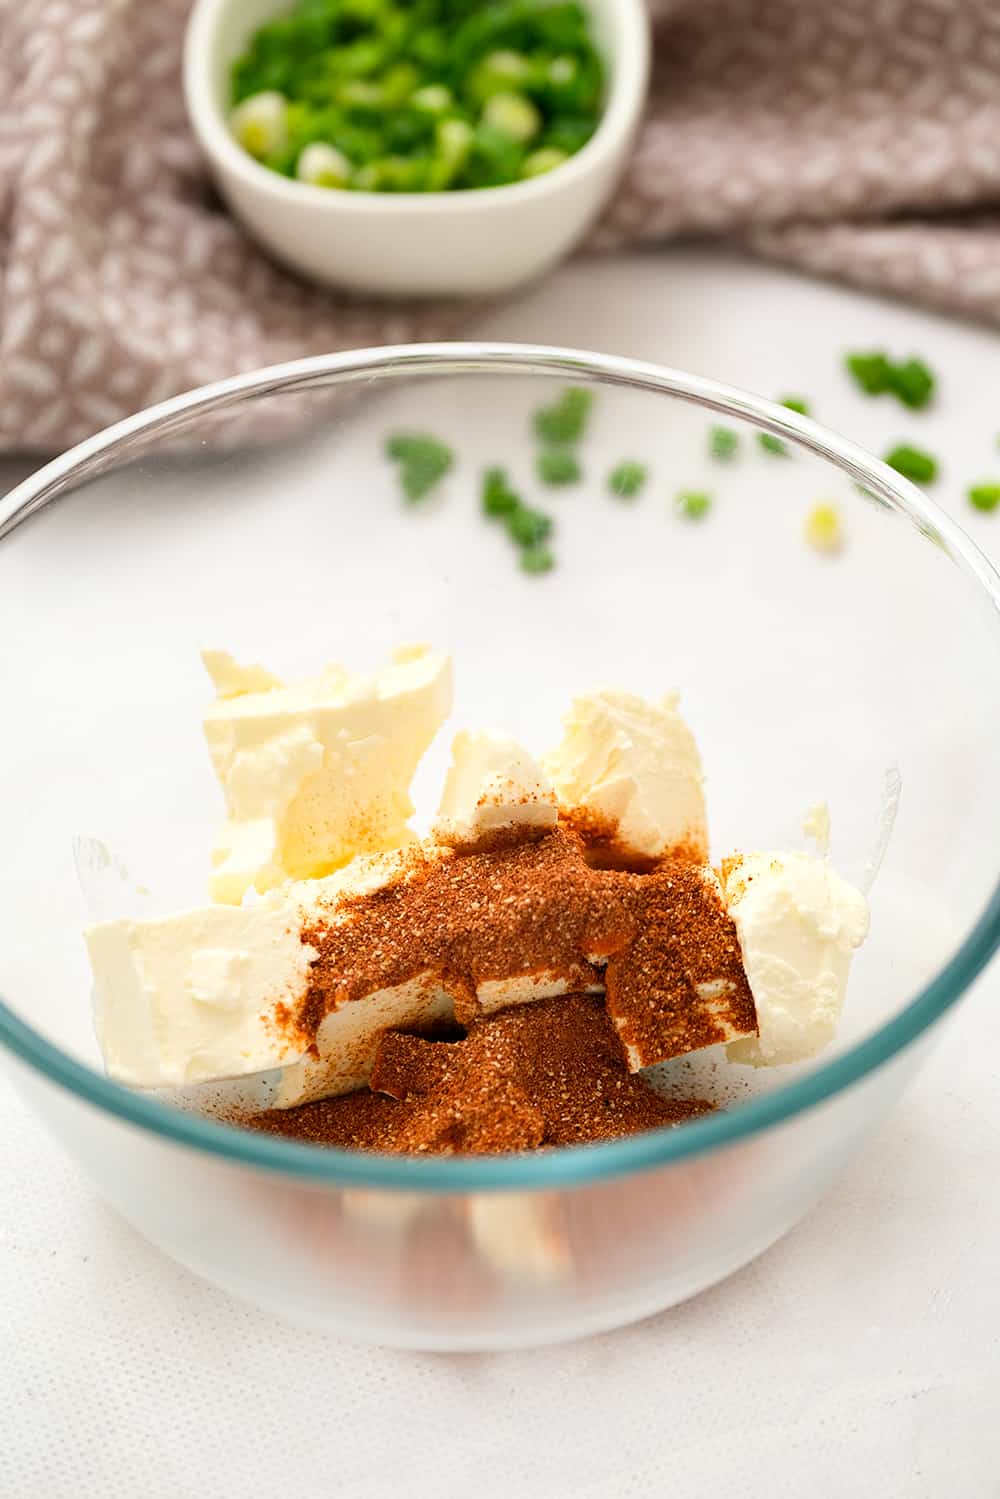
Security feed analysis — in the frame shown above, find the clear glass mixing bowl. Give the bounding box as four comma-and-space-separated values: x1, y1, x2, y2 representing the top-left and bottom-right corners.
2, 344, 999, 1351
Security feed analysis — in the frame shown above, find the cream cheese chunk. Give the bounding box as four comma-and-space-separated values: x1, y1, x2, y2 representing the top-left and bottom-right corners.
721, 851, 869, 1067
85, 892, 316, 1089
543, 689, 708, 860
202, 643, 452, 903
86, 848, 431, 1094
86, 842, 601, 1104
432, 730, 558, 848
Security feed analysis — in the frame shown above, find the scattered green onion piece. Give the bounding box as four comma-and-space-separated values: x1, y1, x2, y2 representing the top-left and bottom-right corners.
537, 449, 581, 486
533, 387, 593, 445
519, 543, 555, 574
885, 444, 938, 485
677, 490, 712, 521
757, 399, 808, 458
607, 460, 647, 499
481, 466, 519, 516
968, 482, 1000, 513
709, 425, 739, 461
507, 505, 553, 546
385, 431, 453, 501
891, 358, 935, 410
805, 503, 844, 554
845, 350, 936, 408
846, 352, 893, 396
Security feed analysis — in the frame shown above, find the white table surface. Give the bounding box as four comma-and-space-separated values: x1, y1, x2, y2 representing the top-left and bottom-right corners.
2, 249, 999, 1498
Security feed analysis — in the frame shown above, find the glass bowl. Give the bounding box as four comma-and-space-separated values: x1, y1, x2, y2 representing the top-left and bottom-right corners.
2, 343, 999, 1352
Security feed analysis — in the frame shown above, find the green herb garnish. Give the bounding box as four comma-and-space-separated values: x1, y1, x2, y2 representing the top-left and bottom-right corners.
709, 426, 739, 462
481, 466, 519, 516
846, 352, 894, 396
885, 444, 938, 485
846, 351, 935, 409
607, 460, 647, 499
968, 483, 1000, 513
758, 398, 809, 457
537, 449, 582, 486
519, 542, 555, 574
891, 358, 935, 410
385, 431, 453, 501
532, 387, 593, 446
507, 504, 553, 546
676, 490, 712, 521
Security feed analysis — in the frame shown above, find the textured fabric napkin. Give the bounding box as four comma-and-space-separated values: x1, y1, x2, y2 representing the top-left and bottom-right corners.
1, 0, 1000, 453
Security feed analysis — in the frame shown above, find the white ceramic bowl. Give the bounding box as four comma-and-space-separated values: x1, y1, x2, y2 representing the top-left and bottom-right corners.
183, 0, 649, 298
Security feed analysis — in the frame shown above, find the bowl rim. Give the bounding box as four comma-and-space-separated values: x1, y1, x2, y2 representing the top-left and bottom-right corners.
183, 0, 650, 213
3, 340, 1000, 1193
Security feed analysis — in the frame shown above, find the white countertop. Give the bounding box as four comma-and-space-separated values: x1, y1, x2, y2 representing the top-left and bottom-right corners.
2, 249, 999, 1497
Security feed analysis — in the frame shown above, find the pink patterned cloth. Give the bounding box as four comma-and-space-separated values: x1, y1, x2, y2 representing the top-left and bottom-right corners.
1, 0, 999, 452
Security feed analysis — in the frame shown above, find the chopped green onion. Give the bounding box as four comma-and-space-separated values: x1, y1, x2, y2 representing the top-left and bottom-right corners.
607, 460, 647, 499
885, 444, 938, 485
891, 358, 935, 410
805, 503, 844, 554
481, 91, 541, 143
507, 504, 553, 546
477, 465, 557, 570
536, 450, 581, 486
467, 49, 532, 103
519, 543, 555, 574
758, 399, 808, 458
968, 482, 1000, 513
676, 490, 712, 521
846, 352, 893, 396
229, 91, 288, 160
533, 387, 593, 445
846, 351, 936, 408
295, 141, 351, 187
231, 0, 604, 194
426, 117, 474, 189
548, 56, 577, 85
385, 431, 453, 501
411, 84, 453, 114
481, 466, 519, 516
520, 146, 569, 178
709, 426, 739, 461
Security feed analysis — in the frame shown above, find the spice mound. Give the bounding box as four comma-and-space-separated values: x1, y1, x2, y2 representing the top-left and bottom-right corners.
239, 995, 711, 1154
83, 642, 872, 1156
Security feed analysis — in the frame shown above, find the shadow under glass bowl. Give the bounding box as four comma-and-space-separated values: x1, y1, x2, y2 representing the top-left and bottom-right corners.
2, 343, 1000, 1350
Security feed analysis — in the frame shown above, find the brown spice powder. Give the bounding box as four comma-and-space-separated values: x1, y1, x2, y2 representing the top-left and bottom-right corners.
243, 995, 711, 1155
283, 828, 756, 1077
605, 861, 757, 1066
291, 828, 632, 1050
